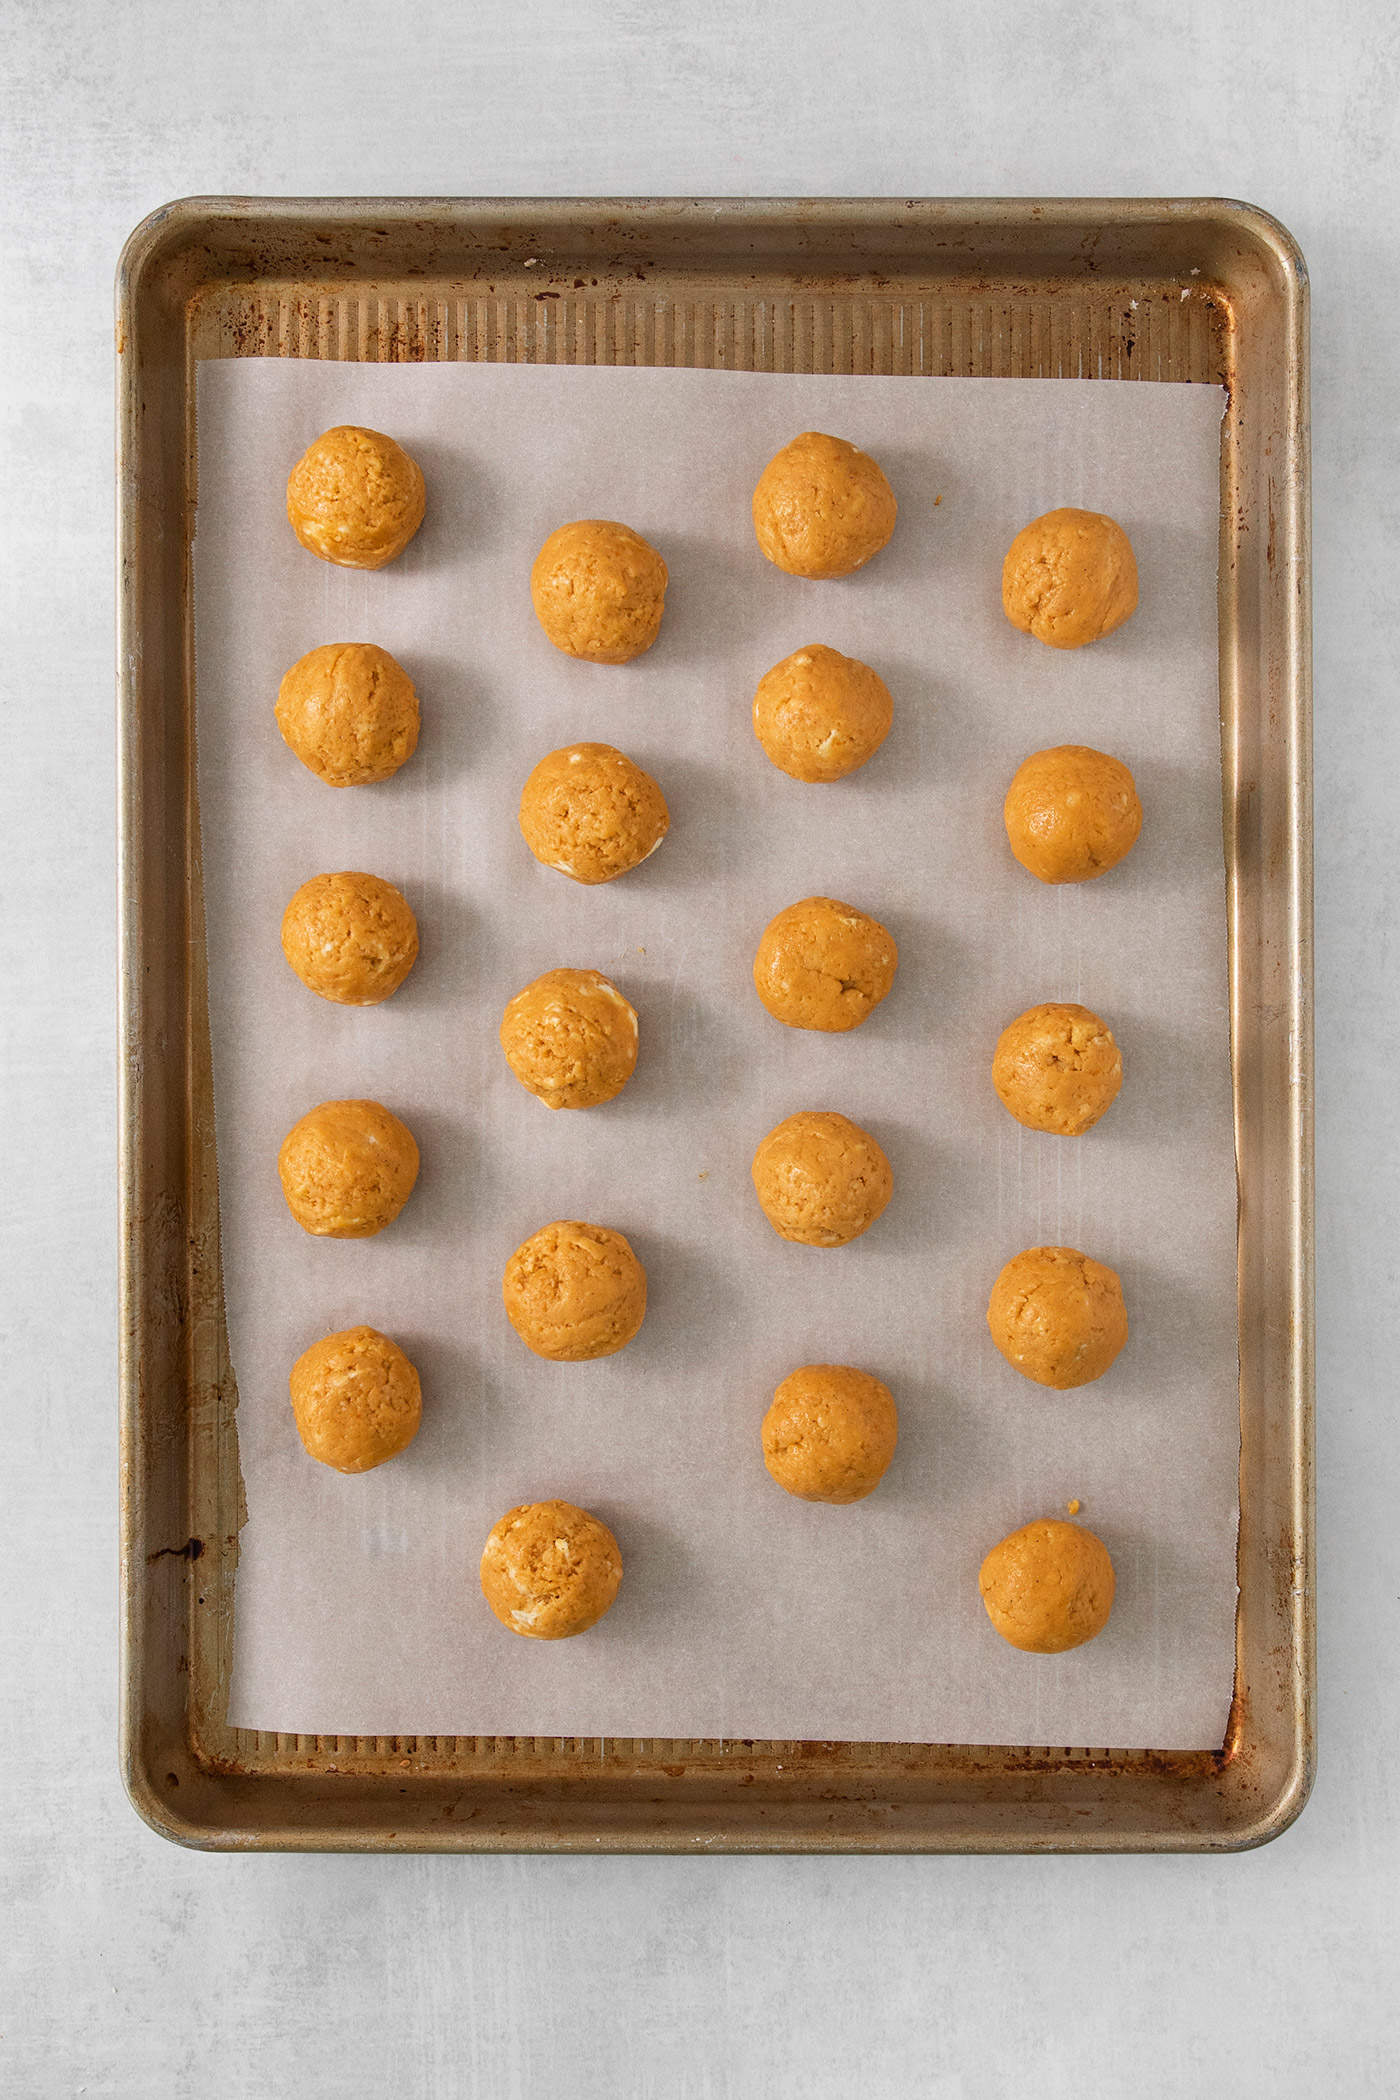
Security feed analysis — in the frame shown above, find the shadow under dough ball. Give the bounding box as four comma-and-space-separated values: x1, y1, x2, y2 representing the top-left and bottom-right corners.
518, 743, 669, 883
751, 1110, 893, 1246
529, 520, 668, 662
499, 967, 638, 1109
751, 431, 897, 579
753, 896, 898, 1032
992, 1002, 1122, 1136
276, 1098, 420, 1238
285, 424, 426, 569
280, 870, 418, 1006
1003, 744, 1142, 885
987, 1244, 1128, 1389
289, 1325, 421, 1473
480, 1500, 623, 1639
762, 1364, 899, 1504
752, 644, 894, 783
1001, 506, 1138, 649
275, 642, 420, 788
978, 1518, 1116, 1653
502, 1220, 647, 1361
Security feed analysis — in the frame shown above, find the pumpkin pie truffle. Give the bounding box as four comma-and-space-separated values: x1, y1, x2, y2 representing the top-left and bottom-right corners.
289, 1326, 421, 1473
503, 1221, 647, 1361
277, 1099, 420, 1239
979, 1518, 1116, 1652
280, 871, 418, 1005
519, 743, 668, 883
1004, 744, 1142, 885
762, 1365, 898, 1504
753, 644, 894, 782
751, 1111, 892, 1246
285, 425, 425, 569
992, 1002, 1122, 1136
276, 642, 420, 788
499, 968, 638, 1109
1001, 507, 1138, 649
987, 1245, 1128, 1389
752, 432, 897, 579
530, 520, 668, 662
753, 896, 897, 1032
480, 1500, 623, 1638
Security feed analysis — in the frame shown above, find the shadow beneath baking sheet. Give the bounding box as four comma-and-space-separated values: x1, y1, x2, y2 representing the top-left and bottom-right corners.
859, 1114, 947, 1249
842, 442, 966, 591
1100, 1007, 1223, 1149
1122, 751, 1227, 880
1108, 1250, 1234, 1390
872, 1370, 956, 1515
863, 651, 942, 790
1115, 514, 1220, 654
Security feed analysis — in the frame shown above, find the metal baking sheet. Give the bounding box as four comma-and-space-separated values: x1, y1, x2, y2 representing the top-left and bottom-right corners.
116, 197, 1312, 1852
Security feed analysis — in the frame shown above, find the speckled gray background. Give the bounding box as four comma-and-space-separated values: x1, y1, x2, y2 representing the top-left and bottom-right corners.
4, 0, 1396, 2092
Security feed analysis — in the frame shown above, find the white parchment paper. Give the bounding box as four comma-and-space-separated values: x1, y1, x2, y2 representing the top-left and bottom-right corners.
194, 359, 1235, 1749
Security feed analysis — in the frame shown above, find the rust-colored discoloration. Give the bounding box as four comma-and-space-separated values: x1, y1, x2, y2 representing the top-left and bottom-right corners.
146, 1536, 205, 1565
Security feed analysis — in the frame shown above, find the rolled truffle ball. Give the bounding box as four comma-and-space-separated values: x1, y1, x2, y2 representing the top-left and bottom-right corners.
275, 642, 420, 788
502, 1220, 647, 1361
499, 967, 638, 1110
280, 870, 419, 1006
753, 644, 894, 783
978, 1518, 1116, 1653
762, 1364, 899, 1504
753, 895, 898, 1032
1003, 744, 1142, 885
285, 424, 426, 570
752, 431, 897, 579
480, 1500, 623, 1639
289, 1325, 421, 1473
276, 1098, 420, 1239
518, 743, 669, 884
530, 519, 668, 662
1001, 507, 1138, 649
751, 1110, 893, 1247
992, 1002, 1122, 1136
987, 1245, 1128, 1390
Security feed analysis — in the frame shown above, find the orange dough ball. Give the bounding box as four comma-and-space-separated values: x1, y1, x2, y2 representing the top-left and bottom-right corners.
752, 432, 897, 578
480, 1500, 623, 1638
285, 425, 425, 569
1001, 507, 1138, 649
276, 1098, 420, 1239
979, 1518, 1116, 1652
289, 1326, 421, 1472
987, 1245, 1128, 1389
280, 871, 418, 1006
530, 520, 668, 662
762, 1364, 898, 1503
